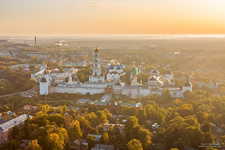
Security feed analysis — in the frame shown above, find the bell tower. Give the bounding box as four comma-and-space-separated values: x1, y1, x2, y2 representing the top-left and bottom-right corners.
93, 48, 101, 76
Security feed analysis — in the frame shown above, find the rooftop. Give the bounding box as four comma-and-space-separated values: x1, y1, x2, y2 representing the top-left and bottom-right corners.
0, 114, 30, 132
92, 144, 114, 150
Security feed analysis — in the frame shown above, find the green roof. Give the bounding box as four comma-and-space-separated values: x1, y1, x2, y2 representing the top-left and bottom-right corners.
130, 67, 138, 75
120, 103, 136, 107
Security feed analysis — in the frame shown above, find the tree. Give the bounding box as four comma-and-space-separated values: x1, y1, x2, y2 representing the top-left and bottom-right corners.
202, 132, 214, 143
96, 111, 107, 124
79, 116, 90, 130
124, 116, 139, 134
190, 128, 203, 148
86, 135, 95, 150
201, 121, 212, 133
161, 89, 171, 102
68, 121, 82, 140
127, 139, 143, 150
11, 126, 19, 139
103, 108, 112, 120
173, 99, 183, 107
171, 140, 185, 150
63, 105, 67, 114
136, 109, 147, 125
100, 133, 109, 144
25, 139, 42, 150
97, 125, 104, 134
86, 92, 91, 97
48, 114, 66, 127
45, 133, 64, 150
179, 103, 193, 117
138, 128, 152, 150
207, 114, 216, 124
3, 139, 20, 150
183, 90, 195, 100
88, 112, 98, 126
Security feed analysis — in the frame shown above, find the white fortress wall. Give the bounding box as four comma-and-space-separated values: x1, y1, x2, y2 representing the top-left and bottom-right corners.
50, 87, 105, 95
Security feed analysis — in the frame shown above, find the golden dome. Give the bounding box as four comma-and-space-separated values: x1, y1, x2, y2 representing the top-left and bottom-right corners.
114, 61, 119, 66
95, 48, 99, 52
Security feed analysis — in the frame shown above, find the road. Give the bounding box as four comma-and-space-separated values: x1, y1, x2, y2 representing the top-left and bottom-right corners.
0, 85, 38, 98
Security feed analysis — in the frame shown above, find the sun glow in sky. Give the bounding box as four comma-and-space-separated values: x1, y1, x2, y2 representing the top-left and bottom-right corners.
1, 0, 225, 35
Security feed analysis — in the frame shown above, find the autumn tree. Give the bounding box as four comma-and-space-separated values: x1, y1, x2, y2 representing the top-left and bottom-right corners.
68, 120, 82, 140
45, 133, 64, 150
100, 133, 109, 144
86, 135, 96, 150
124, 116, 139, 134
136, 109, 147, 125
127, 139, 143, 150
25, 139, 42, 150
161, 89, 172, 102
138, 128, 152, 150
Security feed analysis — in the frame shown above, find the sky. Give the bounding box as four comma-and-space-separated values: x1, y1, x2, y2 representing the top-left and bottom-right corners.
1, 0, 225, 35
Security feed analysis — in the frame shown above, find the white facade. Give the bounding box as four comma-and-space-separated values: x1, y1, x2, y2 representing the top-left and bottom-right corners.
131, 76, 143, 85
55, 72, 72, 84
40, 79, 49, 95
113, 85, 122, 95
183, 85, 192, 92
89, 76, 105, 83
83, 82, 107, 88
40, 61, 47, 71
165, 71, 174, 80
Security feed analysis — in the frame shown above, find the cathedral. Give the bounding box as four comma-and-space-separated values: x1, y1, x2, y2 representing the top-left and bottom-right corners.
106, 60, 125, 83
38, 48, 192, 99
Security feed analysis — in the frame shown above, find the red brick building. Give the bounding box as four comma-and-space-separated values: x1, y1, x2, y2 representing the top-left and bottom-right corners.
0, 114, 30, 148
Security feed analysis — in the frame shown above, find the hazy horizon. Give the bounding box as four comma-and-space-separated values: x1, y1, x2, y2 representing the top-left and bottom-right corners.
1, 0, 225, 35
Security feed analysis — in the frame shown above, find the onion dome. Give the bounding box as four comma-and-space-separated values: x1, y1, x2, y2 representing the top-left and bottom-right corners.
114, 61, 119, 66
130, 67, 138, 75
116, 64, 123, 70
183, 78, 191, 87
94, 48, 99, 52
119, 64, 124, 68
40, 78, 47, 82
109, 64, 114, 69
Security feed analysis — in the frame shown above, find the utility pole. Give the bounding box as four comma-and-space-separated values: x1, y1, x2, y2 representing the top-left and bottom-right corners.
45, 92, 46, 105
